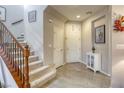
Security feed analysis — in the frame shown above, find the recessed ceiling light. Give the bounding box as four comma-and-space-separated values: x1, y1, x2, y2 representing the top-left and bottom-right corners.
76, 15, 81, 19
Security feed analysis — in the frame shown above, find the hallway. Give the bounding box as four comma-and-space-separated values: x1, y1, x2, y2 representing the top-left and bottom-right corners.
42, 63, 110, 88
0, 5, 111, 88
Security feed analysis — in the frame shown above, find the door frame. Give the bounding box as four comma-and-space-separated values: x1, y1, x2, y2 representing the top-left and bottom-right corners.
53, 21, 65, 68
64, 21, 82, 63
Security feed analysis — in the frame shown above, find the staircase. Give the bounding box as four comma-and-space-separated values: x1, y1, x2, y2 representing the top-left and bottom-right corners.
16, 34, 56, 88
0, 21, 56, 88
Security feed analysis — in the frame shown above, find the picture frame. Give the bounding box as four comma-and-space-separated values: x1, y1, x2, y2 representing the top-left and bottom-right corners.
0, 6, 6, 21
28, 10, 36, 23
95, 25, 105, 44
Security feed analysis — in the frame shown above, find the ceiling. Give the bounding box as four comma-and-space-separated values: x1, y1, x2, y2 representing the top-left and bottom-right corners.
51, 5, 107, 21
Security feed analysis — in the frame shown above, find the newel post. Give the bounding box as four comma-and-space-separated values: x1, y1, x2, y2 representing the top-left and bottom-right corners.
23, 45, 30, 88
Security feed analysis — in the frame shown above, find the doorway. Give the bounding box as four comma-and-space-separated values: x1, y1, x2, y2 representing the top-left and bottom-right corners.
65, 22, 81, 63
53, 22, 64, 68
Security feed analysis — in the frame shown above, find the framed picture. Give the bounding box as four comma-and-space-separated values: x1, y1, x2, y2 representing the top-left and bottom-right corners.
28, 10, 36, 23
95, 25, 105, 44
0, 6, 6, 21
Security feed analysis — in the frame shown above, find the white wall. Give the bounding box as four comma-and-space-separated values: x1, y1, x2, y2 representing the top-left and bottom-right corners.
2, 5, 25, 38
24, 5, 47, 60
112, 5, 124, 88
0, 57, 5, 87
1, 5, 47, 60
81, 6, 112, 75
0, 57, 18, 88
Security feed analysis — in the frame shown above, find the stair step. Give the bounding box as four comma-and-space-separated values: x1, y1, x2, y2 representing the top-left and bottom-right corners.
20, 33, 24, 36
29, 60, 43, 71
16, 55, 39, 63
29, 56, 39, 63
17, 36, 24, 39
31, 69, 56, 88
11, 50, 35, 56
7, 46, 32, 51
17, 39, 24, 42
29, 65, 50, 82
19, 41, 27, 46
20, 42, 32, 49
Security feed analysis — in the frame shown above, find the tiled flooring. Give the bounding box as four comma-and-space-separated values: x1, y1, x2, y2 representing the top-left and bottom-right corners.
42, 62, 111, 88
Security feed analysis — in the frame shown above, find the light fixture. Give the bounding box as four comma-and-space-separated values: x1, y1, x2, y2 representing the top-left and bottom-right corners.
76, 15, 81, 19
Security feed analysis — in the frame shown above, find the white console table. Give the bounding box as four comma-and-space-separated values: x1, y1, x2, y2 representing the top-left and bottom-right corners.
86, 52, 101, 72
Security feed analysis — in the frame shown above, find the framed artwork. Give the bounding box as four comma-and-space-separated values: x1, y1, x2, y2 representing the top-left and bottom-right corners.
0, 6, 6, 21
95, 25, 105, 44
28, 10, 36, 23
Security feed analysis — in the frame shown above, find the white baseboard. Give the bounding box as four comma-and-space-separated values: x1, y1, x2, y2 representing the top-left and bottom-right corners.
79, 60, 111, 77
78, 60, 87, 65
100, 70, 111, 77
66, 60, 111, 77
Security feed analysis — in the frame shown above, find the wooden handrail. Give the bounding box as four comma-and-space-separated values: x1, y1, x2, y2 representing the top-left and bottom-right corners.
0, 22, 24, 51
23, 45, 30, 88
0, 21, 30, 88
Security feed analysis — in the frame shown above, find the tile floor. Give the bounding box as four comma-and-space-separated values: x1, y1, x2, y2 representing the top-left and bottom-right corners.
42, 62, 111, 88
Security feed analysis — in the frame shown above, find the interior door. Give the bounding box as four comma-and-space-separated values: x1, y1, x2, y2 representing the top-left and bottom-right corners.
53, 23, 64, 68
65, 22, 81, 63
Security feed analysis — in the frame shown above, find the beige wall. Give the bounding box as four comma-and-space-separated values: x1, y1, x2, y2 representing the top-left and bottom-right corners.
112, 5, 124, 87
44, 6, 112, 76
43, 6, 67, 65
81, 6, 112, 75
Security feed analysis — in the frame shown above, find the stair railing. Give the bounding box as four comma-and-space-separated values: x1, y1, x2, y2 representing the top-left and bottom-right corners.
0, 21, 30, 88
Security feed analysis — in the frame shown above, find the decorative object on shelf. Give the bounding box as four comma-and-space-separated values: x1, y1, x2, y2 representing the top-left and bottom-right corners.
11, 19, 23, 25
92, 46, 96, 53
0, 6, 6, 21
95, 25, 105, 44
28, 10, 36, 23
113, 16, 124, 32
86, 52, 101, 72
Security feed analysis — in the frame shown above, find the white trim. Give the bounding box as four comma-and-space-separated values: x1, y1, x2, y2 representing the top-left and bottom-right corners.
0, 57, 5, 88
78, 59, 87, 65
79, 59, 111, 77
100, 70, 111, 77
66, 60, 111, 77
0, 57, 18, 88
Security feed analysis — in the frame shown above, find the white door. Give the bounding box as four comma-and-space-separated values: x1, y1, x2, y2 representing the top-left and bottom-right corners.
53, 23, 64, 68
65, 22, 81, 62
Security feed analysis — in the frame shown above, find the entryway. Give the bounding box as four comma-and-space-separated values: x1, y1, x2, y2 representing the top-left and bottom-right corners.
53, 21, 82, 67
43, 5, 111, 88
65, 22, 81, 63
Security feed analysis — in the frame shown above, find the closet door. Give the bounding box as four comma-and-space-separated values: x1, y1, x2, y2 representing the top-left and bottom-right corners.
53, 23, 64, 68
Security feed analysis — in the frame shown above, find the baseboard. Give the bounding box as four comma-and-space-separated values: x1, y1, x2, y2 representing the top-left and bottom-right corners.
78, 60, 87, 65
79, 60, 111, 77
100, 70, 111, 77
